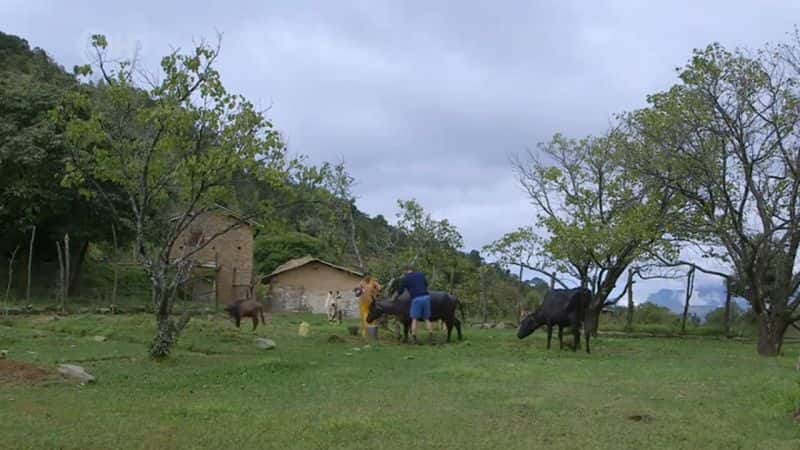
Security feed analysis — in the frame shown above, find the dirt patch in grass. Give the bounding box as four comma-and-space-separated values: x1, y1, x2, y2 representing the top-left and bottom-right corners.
0, 359, 59, 385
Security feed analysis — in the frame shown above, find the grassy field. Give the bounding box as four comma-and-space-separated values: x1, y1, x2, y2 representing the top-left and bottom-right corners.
1, 313, 798, 450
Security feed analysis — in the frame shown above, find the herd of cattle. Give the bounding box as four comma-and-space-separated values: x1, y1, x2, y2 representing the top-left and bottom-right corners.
224, 278, 593, 353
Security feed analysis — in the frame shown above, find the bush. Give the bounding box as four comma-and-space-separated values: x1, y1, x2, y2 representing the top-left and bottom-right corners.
254, 231, 329, 276
635, 302, 679, 325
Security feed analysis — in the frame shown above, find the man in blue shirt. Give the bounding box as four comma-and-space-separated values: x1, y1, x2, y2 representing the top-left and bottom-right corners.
399, 265, 432, 344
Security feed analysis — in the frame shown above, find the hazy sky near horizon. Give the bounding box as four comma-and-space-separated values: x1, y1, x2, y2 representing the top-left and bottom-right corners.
4, 1, 799, 300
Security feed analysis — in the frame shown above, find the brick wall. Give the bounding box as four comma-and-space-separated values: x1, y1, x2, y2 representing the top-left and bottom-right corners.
170, 211, 254, 305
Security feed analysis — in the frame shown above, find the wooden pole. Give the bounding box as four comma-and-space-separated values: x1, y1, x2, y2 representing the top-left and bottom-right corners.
111, 224, 118, 305
64, 234, 70, 300
625, 268, 634, 332
480, 267, 487, 323
26, 225, 35, 302
56, 242, 64, 313
517, 264, 524, 323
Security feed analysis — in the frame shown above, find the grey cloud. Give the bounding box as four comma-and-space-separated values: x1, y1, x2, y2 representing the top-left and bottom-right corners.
5, 0, 800, 257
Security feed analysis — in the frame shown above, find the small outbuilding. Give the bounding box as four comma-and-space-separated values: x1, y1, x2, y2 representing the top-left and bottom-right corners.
263, 256, 363, 317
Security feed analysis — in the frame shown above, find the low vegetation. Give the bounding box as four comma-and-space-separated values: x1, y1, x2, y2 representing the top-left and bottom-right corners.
1, 313, 798, 449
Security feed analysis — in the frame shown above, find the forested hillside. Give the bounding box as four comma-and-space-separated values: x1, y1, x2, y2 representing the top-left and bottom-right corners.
0, 31, 540, 320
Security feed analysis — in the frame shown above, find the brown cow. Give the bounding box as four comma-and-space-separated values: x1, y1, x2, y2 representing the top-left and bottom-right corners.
225, 299, 266, 330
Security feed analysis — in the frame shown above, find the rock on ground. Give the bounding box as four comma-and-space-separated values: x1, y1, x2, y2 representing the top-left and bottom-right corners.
57, 364, 96, 384
255, 338, 276, 350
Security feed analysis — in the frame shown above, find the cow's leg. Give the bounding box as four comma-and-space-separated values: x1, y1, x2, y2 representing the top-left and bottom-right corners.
445, 319, 453, 342
558, 325, 564, 350
455, 318, 463, 341
402, 321, 410, 343
546, 325, 553, 350
252, 314, 258, 331
573, 324, 581, 352
235, 313, 241, 328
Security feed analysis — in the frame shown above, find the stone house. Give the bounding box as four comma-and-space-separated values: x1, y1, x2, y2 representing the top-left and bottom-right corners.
170, 206, 257, 305
263, 256, 364, 317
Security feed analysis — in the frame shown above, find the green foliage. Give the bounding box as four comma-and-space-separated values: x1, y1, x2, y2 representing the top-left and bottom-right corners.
628, 33, 800, 354
53, 33, 290, 357
254, 231, 329, 276
635, 302, 679, 325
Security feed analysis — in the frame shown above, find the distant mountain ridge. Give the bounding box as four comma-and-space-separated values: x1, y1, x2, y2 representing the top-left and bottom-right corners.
646, 286, 748, 320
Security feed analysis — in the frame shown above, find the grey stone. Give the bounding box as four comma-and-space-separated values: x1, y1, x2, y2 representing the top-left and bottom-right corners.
57, 364, 96, 383
93, 335, 107, 342
255, 338, 276, 350
496, 322, 506, 329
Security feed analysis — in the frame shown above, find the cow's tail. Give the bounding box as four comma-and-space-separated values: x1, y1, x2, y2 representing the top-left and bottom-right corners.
457, 297, 466, 324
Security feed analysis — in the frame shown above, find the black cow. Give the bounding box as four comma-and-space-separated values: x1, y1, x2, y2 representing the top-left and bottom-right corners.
366, 290, 464, 343
517, 287, 591, 353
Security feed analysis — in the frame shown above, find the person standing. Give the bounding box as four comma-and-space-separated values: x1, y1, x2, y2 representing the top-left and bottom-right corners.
399, 265, 432, 344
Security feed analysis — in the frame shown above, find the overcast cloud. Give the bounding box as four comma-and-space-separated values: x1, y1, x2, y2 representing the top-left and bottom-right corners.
4, 1, 799, 300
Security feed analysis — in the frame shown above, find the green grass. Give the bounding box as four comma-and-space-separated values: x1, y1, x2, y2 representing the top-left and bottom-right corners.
1, 313, 798, 450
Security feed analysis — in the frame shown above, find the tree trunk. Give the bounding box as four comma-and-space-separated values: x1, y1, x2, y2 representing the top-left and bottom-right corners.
68, 240, 90, 297
755, 312, 787, 357
589, 308, 600, 337
26, 226, 35, 302
148, 273, 191, 358
4, 245, 20, 316
55, 242, 65, 313
347, 207, 364, 272
681, 267, 695, 333
723, 278, 732, 338
517, 264, 524, 324
625, 269, 634, 332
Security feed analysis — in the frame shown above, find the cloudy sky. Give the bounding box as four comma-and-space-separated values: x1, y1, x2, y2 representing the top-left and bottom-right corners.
4, 1, 799, 300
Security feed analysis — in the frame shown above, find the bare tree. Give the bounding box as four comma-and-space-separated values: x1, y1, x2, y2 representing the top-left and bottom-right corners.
4, 245, 20, 316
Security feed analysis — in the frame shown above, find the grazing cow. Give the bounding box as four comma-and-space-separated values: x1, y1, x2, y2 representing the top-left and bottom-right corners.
517, 287, 592, 353
224, 299, 266, 331
367, 290, 464, 343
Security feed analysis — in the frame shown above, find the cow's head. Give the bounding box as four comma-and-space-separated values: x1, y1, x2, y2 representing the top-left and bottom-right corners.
516, 310, 544, 339
366, 300, 384, 323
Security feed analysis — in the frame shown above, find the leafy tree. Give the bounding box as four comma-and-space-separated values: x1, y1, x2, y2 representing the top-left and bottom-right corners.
254, 231, 328, 276
630, 36, 800, 355
323, 160, 364, 271
0, 31, 126, 295
395, 199, 463, 288
511, 130, 680, 333
57, 34, 286, 357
